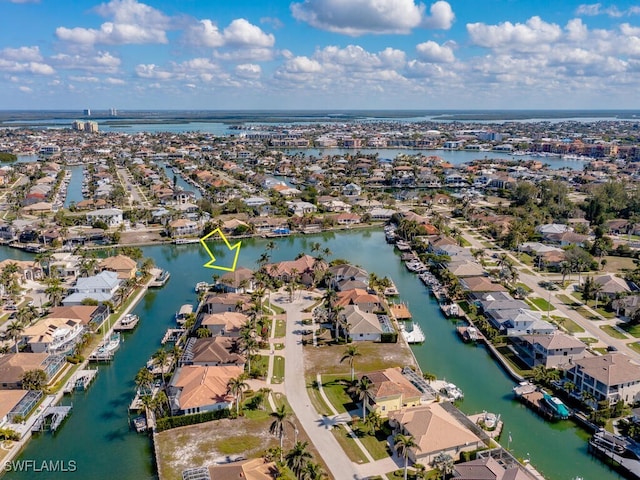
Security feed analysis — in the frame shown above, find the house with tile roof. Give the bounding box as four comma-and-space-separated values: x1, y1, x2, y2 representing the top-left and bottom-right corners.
207, 458, 277, 480
388, 403, 484, 464
99, 254, 137, 280
511, 332, 588, 368
200, 311, 248, 337
169, 365, 243, 415
362, 368, 424, 417
453, 455, 536, 480
339, 305, 383, 342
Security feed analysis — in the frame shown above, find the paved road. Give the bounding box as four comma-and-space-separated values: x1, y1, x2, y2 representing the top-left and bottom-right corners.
273, 291, 365, 480
117, 167, 149, 207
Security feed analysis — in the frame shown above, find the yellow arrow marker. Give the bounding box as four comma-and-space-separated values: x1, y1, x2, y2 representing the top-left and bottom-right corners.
199, 228, 241, 272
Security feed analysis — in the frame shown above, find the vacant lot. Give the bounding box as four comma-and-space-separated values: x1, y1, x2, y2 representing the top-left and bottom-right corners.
304, 340, 417, 379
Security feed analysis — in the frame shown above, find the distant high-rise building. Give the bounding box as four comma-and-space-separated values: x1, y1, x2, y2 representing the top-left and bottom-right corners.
110, 107, 117, 116
83, 108, 91, 116
72, 120, 98, 132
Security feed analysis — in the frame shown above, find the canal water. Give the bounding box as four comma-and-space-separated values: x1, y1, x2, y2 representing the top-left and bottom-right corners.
64, 165, 84, 208
1, 231, 622, 479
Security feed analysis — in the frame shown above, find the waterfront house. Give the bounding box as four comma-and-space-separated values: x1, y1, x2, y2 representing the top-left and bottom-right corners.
446, 260, 486, 278
48, 305, 109, 329
179, 337, 245, 368
200, 311, 248, 337
0, 353, 59, 389
167, 218, 199, 238
216, 267, 255, 293
453, 455, 535, 480
201, 293, 251, 314
287, 201, 317, 217
335, 288, 382, 313
460, 276, 507, 293
266, 255, 326, 286
86, 208, 123, 228
510, 332, 588, 368
361, 368, 423, 417
612, 294, 640, 318
506, 309, 556, 337
49, 253, 81, 278
388, 403, 484, 465
99, 254, 137, 280
207, 458, 277, 480
0, 390, 31, 427
339, 305, 383, 342
169, 365, 244, 415
0, 259, 42, 282
327, 264, 369, 291
565, 353, 640, 405
62, 270, 121, 306
22, 317, 84, 354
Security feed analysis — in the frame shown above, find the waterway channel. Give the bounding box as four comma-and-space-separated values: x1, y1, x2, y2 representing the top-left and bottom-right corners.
0, 230, 623, 479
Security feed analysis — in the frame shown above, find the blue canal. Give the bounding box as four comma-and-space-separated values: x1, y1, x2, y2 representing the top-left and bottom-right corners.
1, 230, 622, 479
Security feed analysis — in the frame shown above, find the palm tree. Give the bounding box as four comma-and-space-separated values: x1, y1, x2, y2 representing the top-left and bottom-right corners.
433, 452, 454, 480
44, 277, 65, 307
227, 375, 249, 416
592, 281, 604, 310
349, 376, 374, 420
300, 461, 326, 480
152, 348, 169, 388
6, 321, 25, 353
285, 441, 312, 478
422, 371, 436, 383
135, 367, 154, 394
240, 335, 260, 374
269, 404, 292, 462
393, 433, 420, 480
340, 345, 361, 382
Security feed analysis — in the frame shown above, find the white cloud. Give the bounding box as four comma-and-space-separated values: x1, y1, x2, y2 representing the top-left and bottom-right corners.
422, 1, 455, 29
0, 58, 54, 75
290, 0, 431, 36
576, 3, 640, 17
105, 77, 126, 85
467, 16, 562, 52
135, 63, 173, 79
184, 20, 224, 48
235, 63, 261, 79
416, 40, 455, 62
224, 19, 274, 47
18, 85, 33, 92
69, 75, 99, 82
621, 23, 640, 36
565, 18, 589, 42
51, 51, 121, 74
184, 18, 275, 54
56, 0, 169, 45
1, 46, 43, 62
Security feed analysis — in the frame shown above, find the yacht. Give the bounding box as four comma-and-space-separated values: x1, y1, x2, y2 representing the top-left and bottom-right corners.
441, 382, 464, 401
542, 392, 570, 419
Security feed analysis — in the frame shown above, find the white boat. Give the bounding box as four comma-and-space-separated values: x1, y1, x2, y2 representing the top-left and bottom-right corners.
400, 322, 426, 344
175, 304, 193, 324
441, 382, 464, 401
101, 332, 121, 353
194, 282, 210, 293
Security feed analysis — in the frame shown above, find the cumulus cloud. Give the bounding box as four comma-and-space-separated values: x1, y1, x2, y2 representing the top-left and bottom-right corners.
291, 0, 437, 36
1, 46, 43, 62
18, 86, 33, 92
416, 40, 455, 62
235, 63, 261, 79
184, 18, 274, 51
0, 47, 54, 75
56, 0, 169, 45
105, 77, 126, 85
467, 16, 562, 52
422, 1, 455, 29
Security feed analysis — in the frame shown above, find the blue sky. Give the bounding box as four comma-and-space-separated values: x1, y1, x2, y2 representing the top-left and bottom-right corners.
2, 0, 640, 110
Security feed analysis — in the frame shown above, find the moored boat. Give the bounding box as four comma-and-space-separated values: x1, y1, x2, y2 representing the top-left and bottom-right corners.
542, 392, 570, 420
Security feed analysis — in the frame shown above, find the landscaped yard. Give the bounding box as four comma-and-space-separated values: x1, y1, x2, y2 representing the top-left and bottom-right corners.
331, 426, 369, 463
557, 294, 580, 307
599, 325, 628, 340
551, 316, 584, 334
274, 318, 287, 337
629, 342, 640, 355
320, 375, 357, 414
621, 322, 640, 338
603, 255, 638, 274
271, 355, 285, 383
528, 296, 553, 312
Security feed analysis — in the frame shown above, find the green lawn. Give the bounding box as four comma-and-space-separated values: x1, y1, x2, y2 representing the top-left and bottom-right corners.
599, 325, 628, 339
551, 316, 585, 334
274, 319, 286, 338
354, 428, 391, 460
521, 269, 536, 276
628, 342, 640, 355
621, 322, 640, 338
580, 337, 598, 345
264, 301, 285, 314
306, 383, 332, 416
515, 283, 532, 293
557, 294, 580, 307
575, 306, 600, 321
518, 253, 534, 266
331, 426, 369, 464
321, 376, 357, 414
271, 356, 285, 384
495, 346, 531, 377
528, 297, 553, 312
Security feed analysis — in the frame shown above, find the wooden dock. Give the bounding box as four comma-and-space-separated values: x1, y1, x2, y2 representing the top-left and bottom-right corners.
161, 328, 186, 344
63, 369, 98, 394
589, 431, 640, 479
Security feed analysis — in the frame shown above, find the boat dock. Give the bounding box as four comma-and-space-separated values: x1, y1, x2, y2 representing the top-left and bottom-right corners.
63, 369, 98, 393
589, 430, 640, 479
400, 321, 426, 343
161, 328, 186, 344
31, 405, 73, 433
389, 302, 412, 320
149, 268, 170, 287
